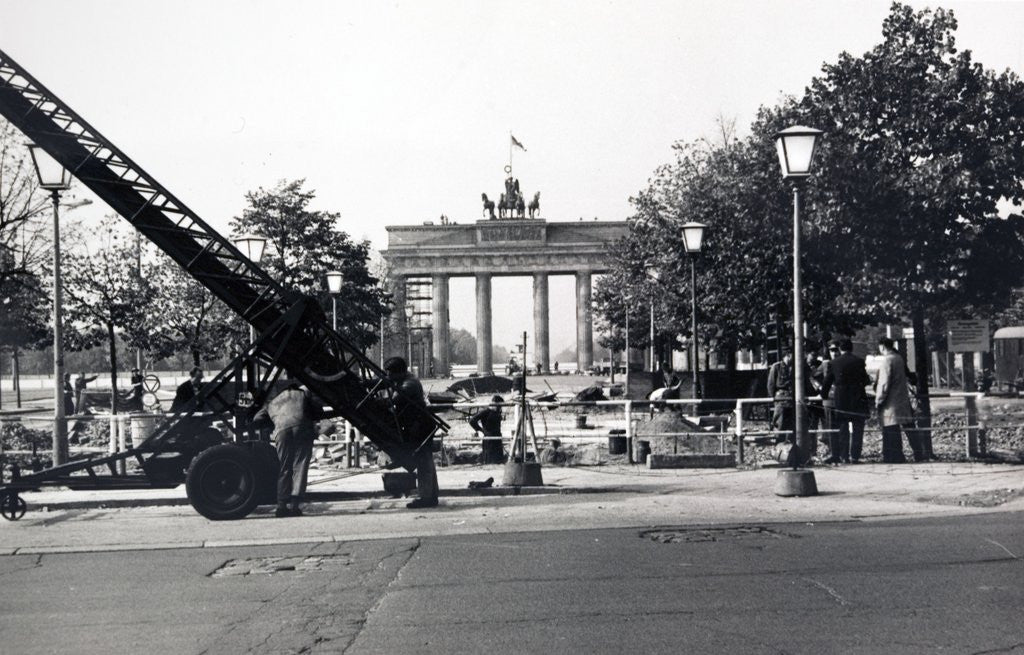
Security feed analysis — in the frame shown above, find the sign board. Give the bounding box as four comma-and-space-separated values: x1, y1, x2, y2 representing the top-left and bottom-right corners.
947, 319, 990, 353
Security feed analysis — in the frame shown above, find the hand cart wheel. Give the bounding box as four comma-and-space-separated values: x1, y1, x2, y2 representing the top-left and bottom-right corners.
1, 492, 27, 521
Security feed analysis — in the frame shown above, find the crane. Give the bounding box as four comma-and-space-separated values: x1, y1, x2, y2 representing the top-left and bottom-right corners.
0, 48, 446, 520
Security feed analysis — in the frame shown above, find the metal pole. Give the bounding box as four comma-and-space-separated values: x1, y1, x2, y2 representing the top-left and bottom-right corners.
792, 186, 808, 461
380, 313, 385, 368
332, 296, 337, 331
520, 330, 527, 462
691, 257, 700, 398
649, 301, 655, 372
135, 231, 143, 371
51, 190, 67, 466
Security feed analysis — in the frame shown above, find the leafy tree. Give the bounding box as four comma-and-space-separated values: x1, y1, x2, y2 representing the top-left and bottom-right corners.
448, 328, 477, 365
786, 2, 1024, 424
147, 251, 245, 366
230, 179, 390, 350
62, 218, 158, 412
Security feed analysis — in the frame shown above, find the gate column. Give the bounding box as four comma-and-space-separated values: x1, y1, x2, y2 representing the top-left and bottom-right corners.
431, 273, 450, 377
476, 273, 493, 374
575, 271, 593, 371
533, 272, 550, 374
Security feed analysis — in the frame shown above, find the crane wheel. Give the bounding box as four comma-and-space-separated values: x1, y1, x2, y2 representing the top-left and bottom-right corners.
186, 444, 260, 520
1, 492, 27, 521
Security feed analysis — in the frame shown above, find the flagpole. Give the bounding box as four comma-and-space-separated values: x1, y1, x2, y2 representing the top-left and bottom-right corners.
509, 130, 513, 170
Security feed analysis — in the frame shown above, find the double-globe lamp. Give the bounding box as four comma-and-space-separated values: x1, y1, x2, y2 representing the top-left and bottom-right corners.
28, 143, 72, 466
774, 125, 823, 476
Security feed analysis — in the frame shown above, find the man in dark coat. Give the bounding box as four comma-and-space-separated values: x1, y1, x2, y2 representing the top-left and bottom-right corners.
74, 371, 98, 412
821, 338, 871, 463
469, 395, 504, 464
171, 366, 204, 412
767, 349, 796, 441
384, 356, 438, 509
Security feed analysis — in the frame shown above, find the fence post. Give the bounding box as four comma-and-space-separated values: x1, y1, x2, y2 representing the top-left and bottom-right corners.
734, 400, 745, 465
965, 394, 984, 458
108, 415, 116, 457
962, 393, 978, 454
343, 420, 353, 468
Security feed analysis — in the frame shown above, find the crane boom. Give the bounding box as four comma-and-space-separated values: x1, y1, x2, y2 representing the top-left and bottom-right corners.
0, 48, 442, 474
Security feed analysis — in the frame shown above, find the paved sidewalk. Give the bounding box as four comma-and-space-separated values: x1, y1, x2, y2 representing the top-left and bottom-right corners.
10, 460, 1024, 512
1, 461, 1022, 556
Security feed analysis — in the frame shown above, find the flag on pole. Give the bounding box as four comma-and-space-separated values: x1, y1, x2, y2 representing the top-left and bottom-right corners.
511, 135, 527, 151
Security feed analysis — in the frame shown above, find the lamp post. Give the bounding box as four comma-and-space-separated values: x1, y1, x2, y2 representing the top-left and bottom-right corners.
681, 222, 706, 399
28, 143, 72, 466
645, 266, 660, 373
775, 125, 823, 479
326, 271, 344, 331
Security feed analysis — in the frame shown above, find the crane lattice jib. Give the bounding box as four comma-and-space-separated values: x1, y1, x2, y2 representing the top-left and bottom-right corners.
0, 49, 443, 471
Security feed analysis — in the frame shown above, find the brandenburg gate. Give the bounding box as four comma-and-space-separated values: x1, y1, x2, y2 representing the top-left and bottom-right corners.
381, 218, 628, 375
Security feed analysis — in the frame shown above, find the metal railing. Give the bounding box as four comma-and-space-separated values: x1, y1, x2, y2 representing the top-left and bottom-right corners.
0, 393, 995, 475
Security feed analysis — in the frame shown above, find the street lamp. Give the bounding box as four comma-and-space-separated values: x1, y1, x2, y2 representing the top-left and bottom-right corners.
28, 143, 72, 466
775, 125, 823, 483
681, 221, 706, 399
326, 270, 344, 331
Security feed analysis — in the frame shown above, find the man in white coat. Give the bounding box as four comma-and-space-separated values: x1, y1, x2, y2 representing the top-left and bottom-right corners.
874, 338, 925, 463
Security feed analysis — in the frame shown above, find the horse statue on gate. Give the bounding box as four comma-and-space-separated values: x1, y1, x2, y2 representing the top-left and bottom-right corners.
515, 192, 526, 218
498, 192, 511, 219
481, 193, 496, 220
528, 191, 540, 219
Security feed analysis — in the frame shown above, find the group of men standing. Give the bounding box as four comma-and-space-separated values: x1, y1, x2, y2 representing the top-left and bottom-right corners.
767, 337, 933, 464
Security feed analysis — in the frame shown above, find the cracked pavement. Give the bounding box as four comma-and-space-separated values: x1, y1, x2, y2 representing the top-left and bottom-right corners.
0, 513, 1022, 653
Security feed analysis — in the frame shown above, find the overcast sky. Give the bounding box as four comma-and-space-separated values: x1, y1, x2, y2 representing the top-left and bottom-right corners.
3, 1, 1022, 358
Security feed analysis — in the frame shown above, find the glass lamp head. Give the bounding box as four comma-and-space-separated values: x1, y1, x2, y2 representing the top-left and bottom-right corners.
774, 126, 824, 178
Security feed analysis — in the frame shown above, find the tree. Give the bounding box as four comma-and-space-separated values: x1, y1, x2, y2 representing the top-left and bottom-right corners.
0, 117, 51, 290
147, 251, 244, 366
448, 328, 477, 365
62, 218, 158, 412
785, 2, 1024, 428
596, 133, 865, 369
230, 179, 390, 350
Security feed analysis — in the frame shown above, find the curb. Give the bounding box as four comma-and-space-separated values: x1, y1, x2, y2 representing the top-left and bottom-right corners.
23, 485, 616, 512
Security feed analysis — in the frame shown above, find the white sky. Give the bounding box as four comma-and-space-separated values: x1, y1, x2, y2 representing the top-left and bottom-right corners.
3, 1, 1022, 356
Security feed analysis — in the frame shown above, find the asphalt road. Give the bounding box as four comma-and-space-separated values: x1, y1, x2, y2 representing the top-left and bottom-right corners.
1, 512, 1021, 654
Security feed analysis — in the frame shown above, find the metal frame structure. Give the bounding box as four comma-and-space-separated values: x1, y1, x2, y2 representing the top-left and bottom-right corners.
0, 49, 447, 520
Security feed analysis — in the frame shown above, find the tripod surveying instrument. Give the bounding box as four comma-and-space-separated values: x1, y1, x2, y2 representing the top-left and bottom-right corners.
502, 331, 545, 486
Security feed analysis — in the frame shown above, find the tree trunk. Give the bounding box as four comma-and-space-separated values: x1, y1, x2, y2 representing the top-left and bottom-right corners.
192, 348, 201, 367
107, 323, 119, 415
911, 308, 933, 459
